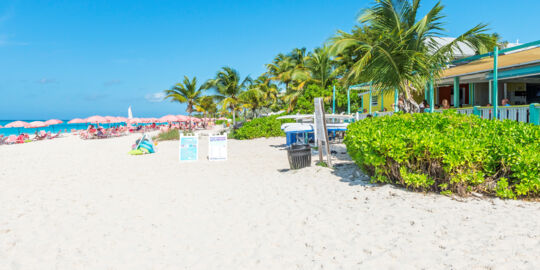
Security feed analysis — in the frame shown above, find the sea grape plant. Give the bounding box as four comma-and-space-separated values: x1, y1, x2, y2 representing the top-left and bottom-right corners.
344, 111, 540, 199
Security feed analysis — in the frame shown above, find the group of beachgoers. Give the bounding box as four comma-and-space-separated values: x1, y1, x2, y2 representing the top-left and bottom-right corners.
0, 130, 62, 145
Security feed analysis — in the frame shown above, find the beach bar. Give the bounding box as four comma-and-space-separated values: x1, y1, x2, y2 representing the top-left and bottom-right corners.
348, 40, 540, 125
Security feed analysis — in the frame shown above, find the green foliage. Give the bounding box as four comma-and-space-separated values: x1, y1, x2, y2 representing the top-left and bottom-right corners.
154, 129, 179, 141
231, 115, 293, 140
293, 84, 361, 114
215, 119, 228, 125
344, 111, 540, 199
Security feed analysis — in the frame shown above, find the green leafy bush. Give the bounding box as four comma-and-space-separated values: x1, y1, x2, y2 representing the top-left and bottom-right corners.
215, 119, 228, 125
231, 115, 293, 140
344, 111, 540, 199
154, 129, 179, 141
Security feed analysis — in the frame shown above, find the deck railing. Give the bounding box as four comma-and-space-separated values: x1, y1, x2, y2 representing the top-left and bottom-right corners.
354, 103, 540, 125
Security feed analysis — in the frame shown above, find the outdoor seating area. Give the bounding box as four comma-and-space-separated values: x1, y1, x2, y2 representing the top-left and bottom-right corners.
350, 40, 540, 126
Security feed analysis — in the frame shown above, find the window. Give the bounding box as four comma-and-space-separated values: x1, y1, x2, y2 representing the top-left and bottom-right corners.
371, 95, 378, 106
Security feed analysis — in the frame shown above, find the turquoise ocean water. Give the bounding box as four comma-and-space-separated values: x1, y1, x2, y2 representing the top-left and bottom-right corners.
0, 120, 134, 136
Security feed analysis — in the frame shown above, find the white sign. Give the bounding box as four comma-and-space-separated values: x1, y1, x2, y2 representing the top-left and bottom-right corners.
314, 98, 327, 144
179, 135, 198, 161
208, 135, 227, 161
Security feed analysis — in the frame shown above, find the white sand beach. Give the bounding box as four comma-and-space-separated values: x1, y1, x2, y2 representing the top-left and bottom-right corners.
1, 134, 539, 269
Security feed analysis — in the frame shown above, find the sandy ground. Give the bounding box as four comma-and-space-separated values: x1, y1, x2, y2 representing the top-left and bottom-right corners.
0, 133, 539, 270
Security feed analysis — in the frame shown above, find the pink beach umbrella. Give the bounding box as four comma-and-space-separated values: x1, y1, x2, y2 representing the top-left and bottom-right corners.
68, 118, 85, 124
0, 125, 3, 128
128, 117, 142, 124
115, 116, 128, 123
86, 115, 108, 124
5, 121, 29, 128
176, 115, 190, 122
159, 115, 178, 123
28, 121, 48, 128
44, 119, 63, 125
104, 116, 118, 123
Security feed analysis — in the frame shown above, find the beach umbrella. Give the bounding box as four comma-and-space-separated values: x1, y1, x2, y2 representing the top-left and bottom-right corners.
68, 118, 85, 124
28, 121, 48, 128
128, 117, 142, 124
159, 115, 178, 123
115, 116, 128, 123
104, 116, 118, 123
86, 115, 108, 124
0, 125, 3, 128
176, 115, 190, 122
5, 121, 30, 134
5, 121, 29, 128
44, 119, 63, 125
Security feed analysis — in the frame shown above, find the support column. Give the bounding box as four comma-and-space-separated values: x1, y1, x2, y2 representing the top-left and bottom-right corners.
469, 83, 475, 106
332, 85, 336, 114
429, 79, 434, 112
453, 77, 460, 108
493, 46, 499, 119
394, 88, 399, 112
347, 87, 350, 115
360, 95, 364, 112
381, 91, 384, 111
489, 80, 492, 105
504, 83, 507, 99
368, 83, 372, 114
424, 84, 428, 100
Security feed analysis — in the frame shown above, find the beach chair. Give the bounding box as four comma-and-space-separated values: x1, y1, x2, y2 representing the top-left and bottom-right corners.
48, 131, 61, 139
5, 135, 17, 144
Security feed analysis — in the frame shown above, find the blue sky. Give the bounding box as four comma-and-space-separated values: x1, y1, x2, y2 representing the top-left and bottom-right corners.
0, 0, 537, 119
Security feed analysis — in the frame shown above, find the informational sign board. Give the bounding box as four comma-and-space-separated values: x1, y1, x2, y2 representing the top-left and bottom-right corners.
208, 135, 227, 161
314, 97, 332, 167
314, 98, 327, 144
179, 135, 198, 161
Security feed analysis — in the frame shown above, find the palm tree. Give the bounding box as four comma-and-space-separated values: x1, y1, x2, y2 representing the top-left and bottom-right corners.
330, 0, 496, 112
163, 76, 205, 130
195, 96, 217, 128
305, 46, 339, 89
205, 67, 251, 126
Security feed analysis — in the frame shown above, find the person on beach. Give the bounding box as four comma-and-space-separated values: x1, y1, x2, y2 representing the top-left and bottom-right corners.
441, 99, 450, 109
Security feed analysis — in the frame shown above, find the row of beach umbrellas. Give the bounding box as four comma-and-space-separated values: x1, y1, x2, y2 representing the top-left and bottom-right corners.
1, 115, 222, 129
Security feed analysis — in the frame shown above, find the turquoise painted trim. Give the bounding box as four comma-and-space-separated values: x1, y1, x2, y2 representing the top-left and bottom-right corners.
469, 83, 475, 106
486, 64, 540, 80
530, 103, 540, 125
380, 90, 384, 111
394, 88, 399, 112
493, 46, 499, 119
332, 85, 336, 114
347, 87, 350, 114
473, 106, 481, 117
429, 79, 434, 112
452, 39, 540, 65
453, 77, 460, 108
368, 83, 373, 114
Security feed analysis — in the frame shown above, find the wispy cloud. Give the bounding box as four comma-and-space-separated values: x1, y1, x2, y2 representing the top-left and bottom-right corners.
35, 78, 58, 84
0, 7, 28, 47
145, 92, 165, 103
104, 79, 122, 86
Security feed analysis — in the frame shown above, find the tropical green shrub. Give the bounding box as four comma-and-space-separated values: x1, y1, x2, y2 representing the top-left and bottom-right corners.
154, 129, 179, 141
344, 111, 540, 199
293, 84, 361, 114
231, 115, 293, 140
215, 119, 228, 125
